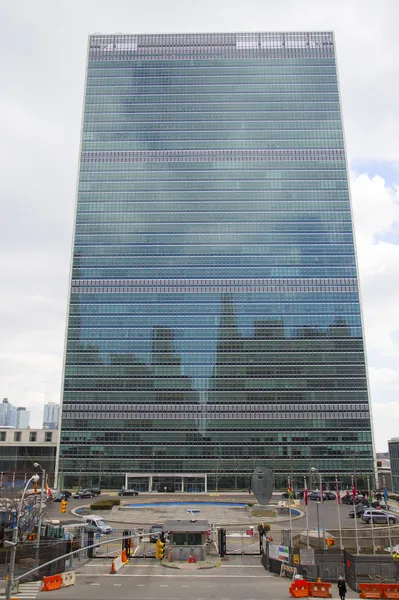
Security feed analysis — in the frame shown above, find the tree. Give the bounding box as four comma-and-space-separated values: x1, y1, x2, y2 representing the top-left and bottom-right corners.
0, 484, 50, 543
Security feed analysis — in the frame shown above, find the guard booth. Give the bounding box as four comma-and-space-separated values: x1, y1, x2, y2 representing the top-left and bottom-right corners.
165, 519, 210, 562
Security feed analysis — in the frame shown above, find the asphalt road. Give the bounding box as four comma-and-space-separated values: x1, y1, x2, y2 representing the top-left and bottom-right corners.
34, 556, 359, 600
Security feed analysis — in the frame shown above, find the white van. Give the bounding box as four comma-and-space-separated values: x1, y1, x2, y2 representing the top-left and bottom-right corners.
84, 515, 112, 535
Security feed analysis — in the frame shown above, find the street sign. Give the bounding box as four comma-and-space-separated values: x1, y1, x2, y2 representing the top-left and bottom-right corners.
300, 548, 315, 565
293, 554, 300, 564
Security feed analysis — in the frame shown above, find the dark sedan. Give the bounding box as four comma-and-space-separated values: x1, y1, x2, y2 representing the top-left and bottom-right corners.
324, 492, 336, 501
118, 489, 139, 496
73, 489, 95, 499
309, 491, 327, 501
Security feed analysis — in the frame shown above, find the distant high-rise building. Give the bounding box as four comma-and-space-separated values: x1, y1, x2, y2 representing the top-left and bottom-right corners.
0, 398, 17, 428
59, 32, 375, 491
16, 407, 30, 429
43, 403, 60, 429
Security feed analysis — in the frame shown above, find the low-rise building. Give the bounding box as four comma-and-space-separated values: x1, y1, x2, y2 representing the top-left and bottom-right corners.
388, 439, 399, 493
0, 428, 58, 486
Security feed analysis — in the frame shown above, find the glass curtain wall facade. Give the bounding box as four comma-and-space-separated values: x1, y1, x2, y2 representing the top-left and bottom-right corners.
59, 32, 374, 490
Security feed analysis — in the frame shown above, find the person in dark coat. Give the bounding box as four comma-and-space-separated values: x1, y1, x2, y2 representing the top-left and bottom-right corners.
338, 576, 347, 600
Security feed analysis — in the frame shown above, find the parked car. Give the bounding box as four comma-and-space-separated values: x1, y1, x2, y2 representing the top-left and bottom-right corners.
84, 515, 112, 535
361, 509, 397, 524
118, 489, 139, 496
371, 500, 386, 509
342, 494, 365, 505
61, 490, 72, 499
88, 488, 101, 496
349, 504, 367, 518
52, 492, 66, 502
149, 524, 164, 543
73, 489, 95, 499
309, 491, 327, 501
324, 492, 336, 501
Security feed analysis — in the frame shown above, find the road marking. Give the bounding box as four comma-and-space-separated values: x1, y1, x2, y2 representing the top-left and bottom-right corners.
160, 584, 168, 587
221, 565, 265, 568
181, 585, 191, 587
137, 584, 145, 586
90, 582, 101, 585
114, 583, 122, 586
76, 573, 273, 578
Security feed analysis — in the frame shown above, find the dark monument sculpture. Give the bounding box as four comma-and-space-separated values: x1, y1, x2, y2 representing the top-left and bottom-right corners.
251, 466, 273, 505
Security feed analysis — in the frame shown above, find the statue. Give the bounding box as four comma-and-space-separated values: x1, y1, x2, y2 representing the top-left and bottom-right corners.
251, 466, 273, 505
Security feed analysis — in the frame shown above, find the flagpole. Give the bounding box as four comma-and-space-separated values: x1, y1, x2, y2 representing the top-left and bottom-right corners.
367, 476, 375, 554
336, 475, 343, 550
288, 476, 293, 549
319, 472, 325, 550
304, 476, 310, 549
352, 475, 360, 554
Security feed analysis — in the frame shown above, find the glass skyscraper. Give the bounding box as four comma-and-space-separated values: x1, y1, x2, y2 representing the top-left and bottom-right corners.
58, 32, 374, 491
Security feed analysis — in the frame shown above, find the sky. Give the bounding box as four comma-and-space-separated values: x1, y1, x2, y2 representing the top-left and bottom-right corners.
1, 0, 398, 452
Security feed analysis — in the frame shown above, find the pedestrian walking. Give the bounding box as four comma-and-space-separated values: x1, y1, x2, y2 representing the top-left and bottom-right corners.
338, 576, 347, 600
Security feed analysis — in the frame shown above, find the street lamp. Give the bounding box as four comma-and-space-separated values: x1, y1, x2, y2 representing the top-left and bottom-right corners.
316, 501, 322, 549
33, 462, 45, 550
311, 467, 325, 549
5, 473, 39, 600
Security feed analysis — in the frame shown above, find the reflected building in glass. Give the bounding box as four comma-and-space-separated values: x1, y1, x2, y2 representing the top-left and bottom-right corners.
58, 32, 375, 490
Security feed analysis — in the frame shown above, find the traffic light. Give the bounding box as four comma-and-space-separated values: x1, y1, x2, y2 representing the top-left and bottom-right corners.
326, 537, 335, 547
60, 499, 68, 514
155, 539, 165, 560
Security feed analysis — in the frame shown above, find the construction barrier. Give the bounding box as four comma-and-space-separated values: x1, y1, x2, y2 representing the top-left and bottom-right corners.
111, 554, 124, 574
61, 570, 76, 588
289, 579, 310, 597
381, 584, 399, 599
308, 582, 332, 598
359, 584, 383, 599
42, 574, 62, 592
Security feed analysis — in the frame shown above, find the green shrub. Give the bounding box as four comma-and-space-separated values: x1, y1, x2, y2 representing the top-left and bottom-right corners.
90, 499, 120, 510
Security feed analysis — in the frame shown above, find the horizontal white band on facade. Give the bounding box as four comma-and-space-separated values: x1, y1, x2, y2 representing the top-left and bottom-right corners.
81, 148, 345, 163
71, 277, 358, 295
62, 411, 369, 420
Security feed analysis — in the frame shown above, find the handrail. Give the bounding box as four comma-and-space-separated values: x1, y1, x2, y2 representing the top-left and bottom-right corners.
14, 530, 148, 583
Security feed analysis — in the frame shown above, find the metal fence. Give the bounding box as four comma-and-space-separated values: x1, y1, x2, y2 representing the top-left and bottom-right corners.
344, 550, 399, 591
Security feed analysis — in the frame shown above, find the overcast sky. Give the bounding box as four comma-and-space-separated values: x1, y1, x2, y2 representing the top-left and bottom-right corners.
1, 0, 398, 452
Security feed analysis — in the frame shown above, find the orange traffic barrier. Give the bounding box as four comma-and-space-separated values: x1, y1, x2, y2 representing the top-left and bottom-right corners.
42, 574, 62, 591
382, 584, 399, 599
309, 582, 332, 598
188, 555, 193, 563
359, 584, 382, 599
289, 580, 309, 598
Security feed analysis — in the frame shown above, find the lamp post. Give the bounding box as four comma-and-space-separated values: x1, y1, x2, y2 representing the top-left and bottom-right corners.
33, 463, 45, 550
316, 501, 321, 549
5, 473, 39, 600
311, 467, 325, 549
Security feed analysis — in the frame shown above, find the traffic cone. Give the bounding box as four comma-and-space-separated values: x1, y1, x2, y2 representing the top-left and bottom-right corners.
188, 555, 193, 563
193, 554, 197, 563
121, 549, 127, 563
111, 559, 116, 574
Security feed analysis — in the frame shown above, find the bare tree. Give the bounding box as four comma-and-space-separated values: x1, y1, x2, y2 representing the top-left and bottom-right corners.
0, 485, 50, 543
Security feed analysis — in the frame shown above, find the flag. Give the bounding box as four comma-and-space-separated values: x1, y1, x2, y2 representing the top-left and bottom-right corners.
383, 487, 388, 503
304, 478, 308, 506
352, 477, 357, 503
287, 478, 294, 501
45, 483, 51, 497
336, 477, 341, 504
